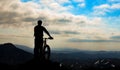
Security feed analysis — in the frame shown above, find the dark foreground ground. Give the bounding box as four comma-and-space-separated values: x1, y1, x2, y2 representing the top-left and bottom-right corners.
1, 58, 120, 70
0, 58, 71, 70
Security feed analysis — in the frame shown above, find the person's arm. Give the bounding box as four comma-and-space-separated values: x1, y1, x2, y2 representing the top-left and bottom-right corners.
42, 26, 53, 39
34, 26, 36, 37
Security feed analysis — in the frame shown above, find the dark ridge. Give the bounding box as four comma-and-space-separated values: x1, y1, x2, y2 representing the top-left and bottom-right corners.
0, 43, 71, 70
0, 43, 33, 65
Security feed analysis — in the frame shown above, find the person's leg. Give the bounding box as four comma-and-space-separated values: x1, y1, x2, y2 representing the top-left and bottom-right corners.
34, 38, 40, 58
34, 38, 43, 59
39, 39, 43, 59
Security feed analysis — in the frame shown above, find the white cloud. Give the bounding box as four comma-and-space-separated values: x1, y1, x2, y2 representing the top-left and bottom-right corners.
111, 3, 120, 9
93, 3, 120, 16
107, 0, 120, 9
78, 3, 85, 7
94, 4, 110, 9
56, 0, 71, 4
108, 0, 120, 3
74, 0, 85, 7
39, 0, 71, 13
74, 0, 84, 2
94, 3, 120, 9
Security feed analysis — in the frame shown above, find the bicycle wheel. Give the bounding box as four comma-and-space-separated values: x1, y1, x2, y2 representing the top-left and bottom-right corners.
43, 45, 51, 60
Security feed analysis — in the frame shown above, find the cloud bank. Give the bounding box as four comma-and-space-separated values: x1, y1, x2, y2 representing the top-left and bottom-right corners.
0, 0, 120, 51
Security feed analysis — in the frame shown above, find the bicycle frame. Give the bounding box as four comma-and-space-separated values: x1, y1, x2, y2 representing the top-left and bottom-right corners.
43, 38, 48, 47
42, 38, 53, 60
43, 38, 53, 47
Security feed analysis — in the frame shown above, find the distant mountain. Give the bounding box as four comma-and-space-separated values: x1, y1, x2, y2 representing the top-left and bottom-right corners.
0, 43, 33, 65
51, 49, 120, 62
51, 49, 120, 70
15, 44, 33, 54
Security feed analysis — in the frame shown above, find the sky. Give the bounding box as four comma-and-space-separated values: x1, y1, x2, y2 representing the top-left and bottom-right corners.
0, 0, 120, 51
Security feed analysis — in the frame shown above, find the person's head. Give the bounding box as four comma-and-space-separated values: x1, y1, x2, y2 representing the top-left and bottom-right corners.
37, 20, 42, 26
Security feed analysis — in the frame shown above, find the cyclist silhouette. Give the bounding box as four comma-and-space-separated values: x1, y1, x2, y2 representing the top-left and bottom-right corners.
34, 20, 53, 59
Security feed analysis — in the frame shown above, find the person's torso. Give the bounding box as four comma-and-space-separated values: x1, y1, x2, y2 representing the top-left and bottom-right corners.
34, 26, 44, 37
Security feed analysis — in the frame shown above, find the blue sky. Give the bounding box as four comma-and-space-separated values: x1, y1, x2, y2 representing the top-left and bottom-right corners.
0, 0, 120, 51
20, 0, 120, 16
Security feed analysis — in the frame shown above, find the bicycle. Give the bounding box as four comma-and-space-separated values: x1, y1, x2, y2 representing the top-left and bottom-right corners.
42, 37, 53, 60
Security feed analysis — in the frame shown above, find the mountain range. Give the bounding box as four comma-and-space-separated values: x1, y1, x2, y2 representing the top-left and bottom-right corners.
0, 43, 120, 70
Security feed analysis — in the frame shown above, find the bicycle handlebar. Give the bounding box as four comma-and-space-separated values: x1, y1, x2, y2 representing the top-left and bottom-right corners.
44, 37, 53, 40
